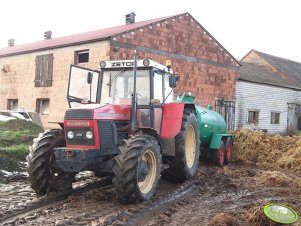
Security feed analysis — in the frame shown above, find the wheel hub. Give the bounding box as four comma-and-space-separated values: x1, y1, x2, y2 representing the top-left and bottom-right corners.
138, 149, 157, 194
138, 160, 149, 182
185, 125, 196, 168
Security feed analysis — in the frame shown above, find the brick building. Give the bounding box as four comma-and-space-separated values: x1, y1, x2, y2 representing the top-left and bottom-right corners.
236, 50, 301, 134
0, 12, 239, 128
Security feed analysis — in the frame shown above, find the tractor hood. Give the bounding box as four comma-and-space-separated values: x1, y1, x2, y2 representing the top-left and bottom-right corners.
64, 104, 131, 121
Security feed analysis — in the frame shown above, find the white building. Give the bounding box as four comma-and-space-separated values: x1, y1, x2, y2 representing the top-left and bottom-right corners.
235, 50, 301, 134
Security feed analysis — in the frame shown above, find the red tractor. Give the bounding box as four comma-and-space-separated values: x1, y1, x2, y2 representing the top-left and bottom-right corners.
27, 53, 200, 203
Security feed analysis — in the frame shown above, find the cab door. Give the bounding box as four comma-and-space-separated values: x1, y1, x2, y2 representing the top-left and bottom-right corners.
67, 65, 100, 108
151, 71, 165, 133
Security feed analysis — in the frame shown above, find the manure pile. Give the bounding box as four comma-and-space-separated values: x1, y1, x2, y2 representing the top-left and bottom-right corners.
232, 129, 301, 172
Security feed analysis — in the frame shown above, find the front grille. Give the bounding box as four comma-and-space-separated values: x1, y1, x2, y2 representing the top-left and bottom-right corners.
66, 127, 95, 146
65, 109, 93, 120
98, 121, 117, 149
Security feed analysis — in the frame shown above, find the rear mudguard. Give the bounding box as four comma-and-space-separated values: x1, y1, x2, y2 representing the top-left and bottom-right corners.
160, 103, 195, 139
160, 103, 196, 156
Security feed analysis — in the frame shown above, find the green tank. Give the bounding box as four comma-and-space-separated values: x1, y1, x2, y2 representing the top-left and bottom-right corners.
176, 93, 228, 147
195, 105, 227, 146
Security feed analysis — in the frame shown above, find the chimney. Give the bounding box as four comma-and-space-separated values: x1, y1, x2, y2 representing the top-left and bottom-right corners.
8, 39, 15, 47
44, 30, 52, 39
125, 12, 136, 24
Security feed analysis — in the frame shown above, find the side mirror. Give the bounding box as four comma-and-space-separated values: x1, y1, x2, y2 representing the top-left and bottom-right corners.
169, 75, 180, 88
87, 72, 93, 84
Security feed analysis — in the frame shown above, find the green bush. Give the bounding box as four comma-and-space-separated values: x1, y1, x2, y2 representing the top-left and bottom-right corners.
0, 119, 43, 148
0, 120, 43, 174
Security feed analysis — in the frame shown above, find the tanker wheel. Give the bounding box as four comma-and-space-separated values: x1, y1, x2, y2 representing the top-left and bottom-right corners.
26, 129, 75, 195
162, 109, 200, 182
213, 140, 225, 166
112, 134, 161, 203
224, 137, 232, 165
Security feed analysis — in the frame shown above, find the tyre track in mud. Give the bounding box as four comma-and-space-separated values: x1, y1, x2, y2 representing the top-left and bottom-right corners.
0, 164, 250, 225
0, 175, 112, 225
18, 178, 197, 226
0, 174, 199, 225
137, 188, 288, 226
2, 163, 300, 226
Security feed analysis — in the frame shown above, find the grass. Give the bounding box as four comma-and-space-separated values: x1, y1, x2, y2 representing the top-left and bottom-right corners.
0, 119, 44, 174
1, 144, 30, 157
0, 119, 43, 147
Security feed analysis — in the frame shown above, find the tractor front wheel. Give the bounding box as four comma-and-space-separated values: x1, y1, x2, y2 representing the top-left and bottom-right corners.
162, 109, 200, 182
112, 134, 161, 203
27, 129, 75, 195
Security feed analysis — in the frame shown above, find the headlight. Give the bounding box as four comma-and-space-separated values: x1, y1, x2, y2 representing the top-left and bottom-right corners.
86, 131, 93, 139
67, 131, 74, 139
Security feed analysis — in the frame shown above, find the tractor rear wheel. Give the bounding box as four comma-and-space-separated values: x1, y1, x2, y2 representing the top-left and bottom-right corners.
213, 140, 225, 166
162, 109, 200, 182
112, 134, 161, 203
224, 137, 232, 165
27, 129, 75, 195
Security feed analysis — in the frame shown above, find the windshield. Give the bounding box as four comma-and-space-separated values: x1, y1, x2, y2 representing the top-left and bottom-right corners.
101, 69, 150, 105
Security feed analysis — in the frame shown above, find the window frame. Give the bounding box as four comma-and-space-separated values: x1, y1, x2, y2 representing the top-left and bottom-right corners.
75, 49, 89, 64
35, 54, 53, 87
36, 98, 50, 115
7, 99, 18, 110
247, 110, 259, 124
270, 112, 280, 124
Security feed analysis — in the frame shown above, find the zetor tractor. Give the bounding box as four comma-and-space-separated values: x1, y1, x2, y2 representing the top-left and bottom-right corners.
27, 53, 234, 203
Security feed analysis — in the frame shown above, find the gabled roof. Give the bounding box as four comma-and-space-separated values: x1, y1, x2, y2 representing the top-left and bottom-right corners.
238, 62, 301, 90
254, 50, 301, 86
0, 16, 171, 57
0, 13, 239, 65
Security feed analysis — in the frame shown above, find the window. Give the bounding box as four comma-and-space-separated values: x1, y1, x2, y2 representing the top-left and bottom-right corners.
101, 70, 150, 105
271, 112, 280, 124
154, 73, 163, 103
35, 54, 53, 87
36, 99, 50, 115
164, 74, 173, 103
75, 50, 89, 64
7, 99, 18, 110
248, 111, 259, 124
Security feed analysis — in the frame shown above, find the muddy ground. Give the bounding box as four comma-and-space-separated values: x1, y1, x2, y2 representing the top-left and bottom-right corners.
0, 161, 300, 226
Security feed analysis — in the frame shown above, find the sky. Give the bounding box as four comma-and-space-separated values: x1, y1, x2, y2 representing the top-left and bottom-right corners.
0, 0, 300, 62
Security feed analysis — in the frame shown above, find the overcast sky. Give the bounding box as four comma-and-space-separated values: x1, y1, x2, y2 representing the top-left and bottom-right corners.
0, 0, 300, 62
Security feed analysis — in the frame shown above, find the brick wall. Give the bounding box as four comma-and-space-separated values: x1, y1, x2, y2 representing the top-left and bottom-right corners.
110, 13, 239, 107
0, 41, 110, 128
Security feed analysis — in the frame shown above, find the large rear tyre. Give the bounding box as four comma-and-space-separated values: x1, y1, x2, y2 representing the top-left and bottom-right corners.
213, 140, 225, 166
26, 129, 75, 195
162, 109, 200, 182
112, 134, 161, 203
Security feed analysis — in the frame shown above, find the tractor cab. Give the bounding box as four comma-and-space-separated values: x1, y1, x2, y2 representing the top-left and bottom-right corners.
66, 59, 178, 132
67, 59, 176, 107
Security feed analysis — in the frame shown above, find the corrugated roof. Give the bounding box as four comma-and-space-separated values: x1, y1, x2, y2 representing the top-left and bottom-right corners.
254, 50, 301, 87
0, 15, 172, 57
239, 62, 301, 90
